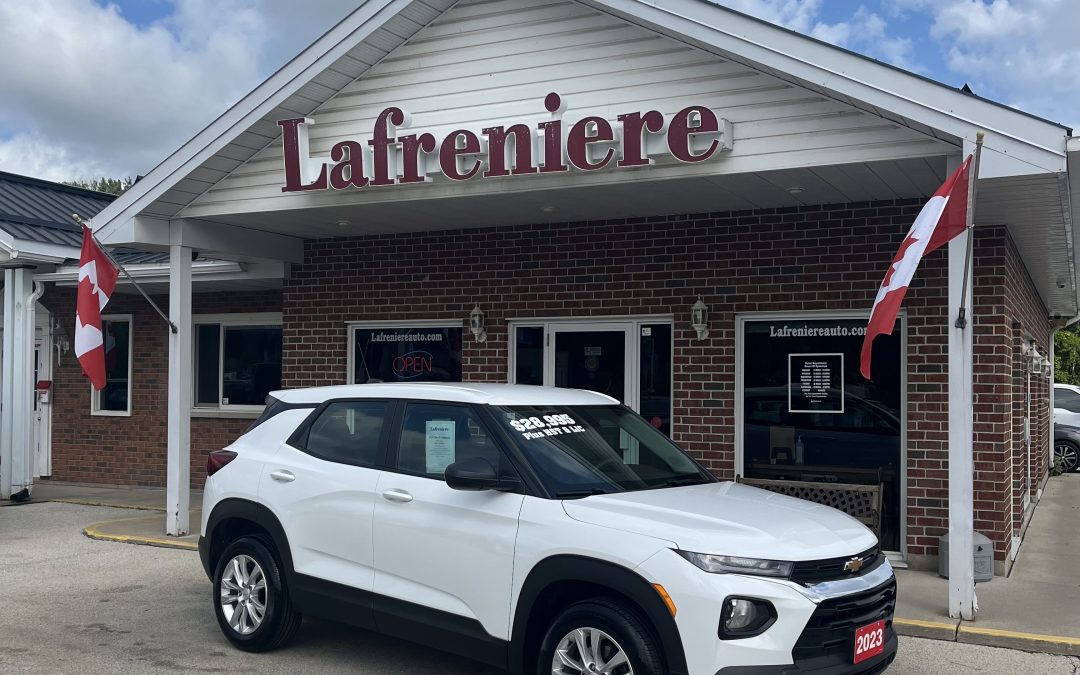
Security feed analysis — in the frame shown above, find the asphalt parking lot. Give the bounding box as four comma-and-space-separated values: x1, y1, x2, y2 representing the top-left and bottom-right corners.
1, 502, 1077, 674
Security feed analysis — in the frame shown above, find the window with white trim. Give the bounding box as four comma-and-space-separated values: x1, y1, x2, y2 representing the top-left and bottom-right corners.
194, 314, 282, 409
92, 315, 133, 415
348, 321, 463, 384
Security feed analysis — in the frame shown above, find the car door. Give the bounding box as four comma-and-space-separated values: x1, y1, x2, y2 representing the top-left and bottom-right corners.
372, 401, 525, 653
260, 399, 391, 616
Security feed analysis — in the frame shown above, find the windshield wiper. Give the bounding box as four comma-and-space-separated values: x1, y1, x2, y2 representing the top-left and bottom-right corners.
555, 488, 610, 499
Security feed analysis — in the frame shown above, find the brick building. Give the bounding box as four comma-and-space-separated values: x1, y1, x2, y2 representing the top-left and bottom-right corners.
3, 0, 1079, 577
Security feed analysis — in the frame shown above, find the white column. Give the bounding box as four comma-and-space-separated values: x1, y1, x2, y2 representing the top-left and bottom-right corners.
948, 159, 976, 620
167, 242, 192, 535
1, 265, 35, 499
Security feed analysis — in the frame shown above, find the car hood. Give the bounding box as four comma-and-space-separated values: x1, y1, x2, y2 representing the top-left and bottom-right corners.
562, 481, 877, 561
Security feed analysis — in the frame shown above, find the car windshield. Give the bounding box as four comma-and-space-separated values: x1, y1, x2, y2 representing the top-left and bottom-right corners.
494, 405, 715, 497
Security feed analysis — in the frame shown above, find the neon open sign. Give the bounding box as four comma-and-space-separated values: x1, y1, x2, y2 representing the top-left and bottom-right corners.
278, 92, 733, 193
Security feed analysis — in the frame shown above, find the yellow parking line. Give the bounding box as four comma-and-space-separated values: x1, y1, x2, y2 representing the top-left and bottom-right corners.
958, 625, 1080, 647
83, 521, 198, 551
894, 618, 958, 632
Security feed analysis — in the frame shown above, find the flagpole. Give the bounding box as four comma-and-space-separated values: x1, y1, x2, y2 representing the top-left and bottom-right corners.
954, 131, 985, 329
71, 214, 179, 334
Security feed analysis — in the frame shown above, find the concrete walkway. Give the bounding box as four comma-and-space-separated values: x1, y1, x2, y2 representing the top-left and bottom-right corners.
23, 480, 202, 549
12, 476, 1080, 654
894, 472, 1080, 654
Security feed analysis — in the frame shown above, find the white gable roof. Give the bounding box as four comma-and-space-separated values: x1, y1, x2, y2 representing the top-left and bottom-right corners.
88, 0, 1077, 314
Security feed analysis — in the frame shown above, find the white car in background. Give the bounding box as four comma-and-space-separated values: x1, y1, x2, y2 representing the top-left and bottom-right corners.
1054, 383, 1080, 428
199, 383, 897, 674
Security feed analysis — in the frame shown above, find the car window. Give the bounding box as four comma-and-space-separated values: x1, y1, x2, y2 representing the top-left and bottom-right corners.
301, 400, 387, 466
1055, 388, 1080, 413
395, 403, 502, 479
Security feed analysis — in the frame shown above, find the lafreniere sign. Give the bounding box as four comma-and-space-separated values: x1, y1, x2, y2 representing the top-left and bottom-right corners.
278, 92, 733, 192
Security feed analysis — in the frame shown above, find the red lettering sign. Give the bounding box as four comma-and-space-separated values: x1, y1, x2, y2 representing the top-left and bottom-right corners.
279, 93, 732, 193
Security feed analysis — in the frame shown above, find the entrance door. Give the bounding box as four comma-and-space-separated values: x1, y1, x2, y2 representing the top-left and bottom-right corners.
548, 324, 633, 403
1023, 353, 1032, 511
33, 323, 53, 478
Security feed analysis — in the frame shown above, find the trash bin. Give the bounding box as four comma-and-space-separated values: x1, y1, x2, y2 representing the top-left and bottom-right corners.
938, 532, 994, 583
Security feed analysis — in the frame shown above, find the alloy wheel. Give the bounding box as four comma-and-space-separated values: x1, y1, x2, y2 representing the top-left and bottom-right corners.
219, 554, 267, 635
1056, 442, 1079, 473
551, 627, 634, 675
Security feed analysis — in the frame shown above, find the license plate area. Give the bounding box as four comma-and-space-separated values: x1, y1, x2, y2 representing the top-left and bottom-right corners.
853, 620, 886, 664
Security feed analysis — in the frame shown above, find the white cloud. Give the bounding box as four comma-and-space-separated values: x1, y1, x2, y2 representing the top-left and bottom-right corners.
923, 0, 1080, 128
808, 7, 917, 72
0, 0, 355, 182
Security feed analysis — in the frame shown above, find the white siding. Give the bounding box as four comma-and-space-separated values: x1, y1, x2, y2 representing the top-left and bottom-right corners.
182, 0, 948, 218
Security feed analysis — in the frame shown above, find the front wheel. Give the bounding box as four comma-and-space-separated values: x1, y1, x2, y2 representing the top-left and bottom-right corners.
212, 535, 302, 651
538, 598, 665, 675
1055, 440, 1079, 473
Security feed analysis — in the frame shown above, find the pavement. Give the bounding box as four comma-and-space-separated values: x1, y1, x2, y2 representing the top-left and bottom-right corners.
3, 501, 1078, 674
10, 474, 1080, 658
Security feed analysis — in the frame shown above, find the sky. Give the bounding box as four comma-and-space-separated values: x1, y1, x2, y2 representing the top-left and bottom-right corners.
0, 0, 1075, 183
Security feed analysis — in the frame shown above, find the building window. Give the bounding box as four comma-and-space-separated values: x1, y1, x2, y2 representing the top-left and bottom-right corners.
738, 314, 904, 552
92, 315, 133, 415
194, 314, 282, 409
349, 322, 463, 384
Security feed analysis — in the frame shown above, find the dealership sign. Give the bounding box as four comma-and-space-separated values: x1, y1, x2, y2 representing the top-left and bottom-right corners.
278, 92, 733, 193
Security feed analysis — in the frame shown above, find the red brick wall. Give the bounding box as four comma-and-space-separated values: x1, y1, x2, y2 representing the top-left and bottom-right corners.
41, 286, 281, 489
281, 199, 1047, 559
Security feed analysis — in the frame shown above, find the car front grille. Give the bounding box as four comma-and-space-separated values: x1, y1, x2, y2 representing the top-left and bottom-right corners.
790, 546, 883, 585
791, 577, 897, 663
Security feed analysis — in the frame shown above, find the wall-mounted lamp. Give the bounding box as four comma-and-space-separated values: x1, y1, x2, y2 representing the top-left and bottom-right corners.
469, 304, 487, 343
691, 296, 709, 340
53, 318, 70, 364
1044, 358, 1054, 379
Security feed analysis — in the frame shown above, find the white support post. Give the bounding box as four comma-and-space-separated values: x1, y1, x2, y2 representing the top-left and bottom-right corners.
167, 241, 192, 535
1, 269, 13, 498
948, 151, 977, 620
1, 265, 35, 499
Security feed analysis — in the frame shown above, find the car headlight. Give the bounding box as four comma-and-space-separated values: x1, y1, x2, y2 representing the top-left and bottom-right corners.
718, 596, 777, 639
676, 550, 793, 578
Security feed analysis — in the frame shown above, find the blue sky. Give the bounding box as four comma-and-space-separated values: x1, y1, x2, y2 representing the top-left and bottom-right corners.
0, 0, 1075, 181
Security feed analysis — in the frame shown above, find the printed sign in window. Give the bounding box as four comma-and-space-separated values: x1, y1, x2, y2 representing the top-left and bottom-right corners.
425, 420, 456, 474
788, 353, 844, 413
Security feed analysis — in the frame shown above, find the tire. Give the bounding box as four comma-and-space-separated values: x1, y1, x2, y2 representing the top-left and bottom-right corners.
1055, 440, 1079, 473
212, 535, 302, 651
537, 598, 666, 675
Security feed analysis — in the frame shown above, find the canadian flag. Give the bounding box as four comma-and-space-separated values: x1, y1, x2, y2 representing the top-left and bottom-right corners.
860, 155, 973, 380
75, 225, 120, 390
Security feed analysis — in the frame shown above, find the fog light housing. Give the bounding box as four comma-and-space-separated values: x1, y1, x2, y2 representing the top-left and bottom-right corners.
718, 597, 776, 639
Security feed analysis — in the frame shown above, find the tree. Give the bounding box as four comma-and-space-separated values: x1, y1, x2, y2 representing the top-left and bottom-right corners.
63, 176, 135, 196
1054, 325, 1080, 385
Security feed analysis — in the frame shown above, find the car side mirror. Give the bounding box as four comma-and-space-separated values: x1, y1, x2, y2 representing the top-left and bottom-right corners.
444, 457, 520, 492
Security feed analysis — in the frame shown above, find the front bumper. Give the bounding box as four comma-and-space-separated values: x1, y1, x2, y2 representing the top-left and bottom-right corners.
198, 535, 212, 580
635, 551, 897, 675
714, 632, 897, 674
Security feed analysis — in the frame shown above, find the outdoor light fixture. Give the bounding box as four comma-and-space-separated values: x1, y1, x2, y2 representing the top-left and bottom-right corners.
469, 304, 487, 343
1044, 358, 1054, 379
691, 296, 709, 340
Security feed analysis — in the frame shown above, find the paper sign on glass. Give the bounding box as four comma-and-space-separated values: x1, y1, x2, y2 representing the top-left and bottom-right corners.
425, 420, 456, 474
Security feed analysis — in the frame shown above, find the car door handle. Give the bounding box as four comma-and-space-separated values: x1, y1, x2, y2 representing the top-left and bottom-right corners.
269, 470, 295, 483
381, 489, 413, 503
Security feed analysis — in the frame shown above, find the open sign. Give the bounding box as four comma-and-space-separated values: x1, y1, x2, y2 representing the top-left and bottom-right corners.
393, 351, 434, 378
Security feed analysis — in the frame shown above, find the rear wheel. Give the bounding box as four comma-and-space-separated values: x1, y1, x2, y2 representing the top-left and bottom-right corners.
1055, 440, 1079, 473
212, 535, 302, 651
538, 598, 665, 675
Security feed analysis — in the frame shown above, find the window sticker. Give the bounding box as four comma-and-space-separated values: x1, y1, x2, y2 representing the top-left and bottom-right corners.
509, 414, 586, 440
425, 420, 456, 473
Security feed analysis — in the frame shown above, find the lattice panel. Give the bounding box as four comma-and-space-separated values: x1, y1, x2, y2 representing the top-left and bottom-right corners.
739, 478, 881, 534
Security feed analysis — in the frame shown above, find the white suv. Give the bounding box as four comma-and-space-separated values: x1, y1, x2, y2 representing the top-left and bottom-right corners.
199, 383, 897, 674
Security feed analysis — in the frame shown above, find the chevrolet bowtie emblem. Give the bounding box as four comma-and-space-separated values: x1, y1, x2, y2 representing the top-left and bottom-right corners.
843, 557, 864, 573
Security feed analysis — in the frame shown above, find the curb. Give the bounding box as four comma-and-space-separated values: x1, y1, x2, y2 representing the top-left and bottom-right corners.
894, 618, 1080, 656
83, 520, 198, 551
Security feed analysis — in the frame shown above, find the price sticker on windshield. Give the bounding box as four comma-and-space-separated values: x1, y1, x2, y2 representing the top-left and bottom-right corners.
509, 414, 586, 440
